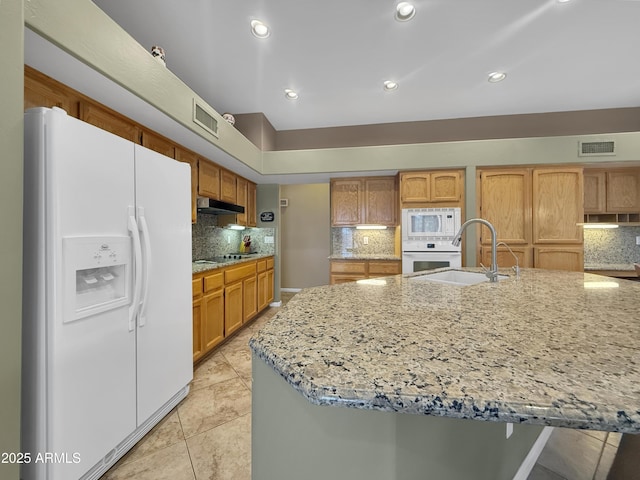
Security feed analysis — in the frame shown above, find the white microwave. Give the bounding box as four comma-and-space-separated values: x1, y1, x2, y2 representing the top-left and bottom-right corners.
402, 207, 461, 243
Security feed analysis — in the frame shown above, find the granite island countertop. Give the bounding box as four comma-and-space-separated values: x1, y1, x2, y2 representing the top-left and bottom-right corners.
250, 268, 640, 433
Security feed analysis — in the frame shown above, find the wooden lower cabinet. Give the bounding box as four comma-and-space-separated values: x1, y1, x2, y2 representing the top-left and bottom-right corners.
534, 247, 584, 272
330, 259, 401, 285
193, 256, 274, 363
480, 246, 533, 269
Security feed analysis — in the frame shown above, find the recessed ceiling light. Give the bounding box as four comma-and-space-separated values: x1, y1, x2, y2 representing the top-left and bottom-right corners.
250, 20, 270, 38
383, 80, 398, 91
488, 71, 507, 83
395, 2, 416, 21
284, 89, 298, 100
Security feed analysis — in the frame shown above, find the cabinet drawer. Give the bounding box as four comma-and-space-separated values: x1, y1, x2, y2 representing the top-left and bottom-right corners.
225, 262, 257, 284
204, 272, 224, 292
266, 257, 274, 269
368, 261, 401, 275
192, 278, 203, 298
330, 261, 366, 274
257, 259, 267, 273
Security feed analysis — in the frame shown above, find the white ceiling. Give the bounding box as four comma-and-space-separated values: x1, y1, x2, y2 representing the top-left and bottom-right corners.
94, 0, 640, 132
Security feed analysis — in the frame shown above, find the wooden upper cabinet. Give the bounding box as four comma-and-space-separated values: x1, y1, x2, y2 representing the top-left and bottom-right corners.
431, 171, 462, 202
532, 168, 583, 244
247, 182, 257, 227
478, 169, 531, 245
583, 171, 606, 214
400, 172, 430, 203
198, 160, 220, 200
142, 130, 175, 158
364, 177, 396, 226
175, 148, 198, 223
331, 179, 365, 226
220, 170, 238, 204
606, 170, 640, 212
79, 101, 140, 143
236, 177, 248, 226
24, 67, 79, 117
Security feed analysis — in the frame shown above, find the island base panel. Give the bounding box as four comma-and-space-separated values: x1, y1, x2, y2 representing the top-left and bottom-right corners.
252, 355, 545, 480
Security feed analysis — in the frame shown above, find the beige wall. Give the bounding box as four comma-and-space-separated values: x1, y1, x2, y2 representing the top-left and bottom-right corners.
0, 1, 23, 479
280, 184, 330, 289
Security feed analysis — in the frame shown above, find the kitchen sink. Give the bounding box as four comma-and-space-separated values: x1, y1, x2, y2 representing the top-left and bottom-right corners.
408, 270, 509, 286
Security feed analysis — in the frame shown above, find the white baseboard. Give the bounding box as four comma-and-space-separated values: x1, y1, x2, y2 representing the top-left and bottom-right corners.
269, 301, 282, 307
512, 426, 554, 480
281, 288, 302, 293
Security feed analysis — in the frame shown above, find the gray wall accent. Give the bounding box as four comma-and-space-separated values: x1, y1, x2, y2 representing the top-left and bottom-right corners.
0, 1, 23, 478
280, 184, 330, 289
252, 354, 544, 480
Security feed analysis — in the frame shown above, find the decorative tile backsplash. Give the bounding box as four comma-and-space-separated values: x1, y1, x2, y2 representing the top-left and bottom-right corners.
331, 227, 396, 256
192, 214, 275, 261
584, 226, 640, 264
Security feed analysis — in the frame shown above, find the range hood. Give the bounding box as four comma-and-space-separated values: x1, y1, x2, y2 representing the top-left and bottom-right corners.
197, 197, 245, 215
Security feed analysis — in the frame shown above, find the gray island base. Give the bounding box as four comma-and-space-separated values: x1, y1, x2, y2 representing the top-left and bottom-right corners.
250, 268, 640, 479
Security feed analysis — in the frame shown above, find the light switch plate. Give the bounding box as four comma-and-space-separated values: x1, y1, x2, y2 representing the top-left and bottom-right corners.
265, 236, 274, 244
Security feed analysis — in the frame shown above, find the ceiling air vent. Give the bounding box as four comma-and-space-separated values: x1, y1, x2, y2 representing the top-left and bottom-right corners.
578, 140, 615, 156
193, 99, 218, 137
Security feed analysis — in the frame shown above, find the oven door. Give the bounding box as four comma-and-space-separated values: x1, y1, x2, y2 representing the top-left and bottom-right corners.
402, 251, 462, 274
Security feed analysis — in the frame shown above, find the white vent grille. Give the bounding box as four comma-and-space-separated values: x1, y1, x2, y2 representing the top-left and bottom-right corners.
193, 99, 218, 137
579, 140, 615, 156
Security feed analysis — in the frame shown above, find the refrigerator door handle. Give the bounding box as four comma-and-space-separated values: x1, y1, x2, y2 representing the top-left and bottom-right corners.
128, 207, 143, 332
137, 206, 152, 327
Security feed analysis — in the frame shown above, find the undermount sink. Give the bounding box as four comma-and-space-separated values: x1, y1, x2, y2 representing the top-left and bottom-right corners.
408, 270, 509, 286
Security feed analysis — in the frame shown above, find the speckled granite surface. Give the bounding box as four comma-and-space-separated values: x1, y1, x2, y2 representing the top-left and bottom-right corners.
192, 254, 273, 274
328, 254, 402, 260
250, 268, 640, 433
584, 263, 636, 272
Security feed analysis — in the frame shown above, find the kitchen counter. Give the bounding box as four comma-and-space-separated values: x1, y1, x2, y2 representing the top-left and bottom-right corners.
191, 254, 273, 274
250, 268, 640, 434
328, 253, 402, 260
584, 262, 637, 276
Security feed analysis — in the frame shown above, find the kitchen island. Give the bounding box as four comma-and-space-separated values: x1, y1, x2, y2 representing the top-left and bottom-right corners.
249, 269, 640, 480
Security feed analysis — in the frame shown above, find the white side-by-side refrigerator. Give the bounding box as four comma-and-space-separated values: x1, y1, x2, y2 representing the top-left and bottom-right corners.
21, 107, 193, 480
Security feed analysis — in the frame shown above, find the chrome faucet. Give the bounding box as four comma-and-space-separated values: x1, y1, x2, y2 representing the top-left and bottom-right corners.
452, 218, 499, 282
497, 241, 520, 278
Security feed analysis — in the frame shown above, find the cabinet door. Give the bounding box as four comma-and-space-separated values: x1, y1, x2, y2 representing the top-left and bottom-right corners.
203, 289, 224, 352
400, 173, 430, 203
257, 271, 269, 311
267, 268, 274, 304
480, 246, 533, 269
24, 67, 79, 117
224, 282, 243, 337
175, 148, 198, 223
330, 274, 366, 285
368, 261, 402, 276
583, 171, 606, 214
607, 170, 640, 212
248, 182, 257, 227
479, 169, 531, 245
534, 247, 584, 272
431, 171, 461, 202
236, 177, 248, 226
220, 170, 237, 204
141, 130, 175, 158
198, 160, 220, 200
532, 168, 583, 244
364, 177, 397, 226
243, 275, 257, 322
331, 179, 364, 226
79, 101, 140, 143
192, 300, 203, 363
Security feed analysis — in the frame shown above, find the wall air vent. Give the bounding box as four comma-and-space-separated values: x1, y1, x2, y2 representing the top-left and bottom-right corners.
193, 99, 219, 137
578, 140, 615, 156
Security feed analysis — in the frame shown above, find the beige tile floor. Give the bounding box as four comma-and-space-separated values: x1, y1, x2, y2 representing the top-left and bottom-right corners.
102, 291, 633, 480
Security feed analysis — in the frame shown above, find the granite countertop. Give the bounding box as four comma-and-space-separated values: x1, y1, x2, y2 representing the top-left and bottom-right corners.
250, 268, 640, 433
329, 253, 402, 261
584, 263, 636, 272
192, 253, 273, 274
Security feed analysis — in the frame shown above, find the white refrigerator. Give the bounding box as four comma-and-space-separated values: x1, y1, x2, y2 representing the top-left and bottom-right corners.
21, 107, 193, 480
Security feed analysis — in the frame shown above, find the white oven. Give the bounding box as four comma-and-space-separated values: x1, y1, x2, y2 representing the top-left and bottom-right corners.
402, 251, 462, 274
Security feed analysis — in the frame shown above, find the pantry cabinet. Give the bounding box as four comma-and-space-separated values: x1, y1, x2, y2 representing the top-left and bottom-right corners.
400, 170, 463, 205
330, 176, 397, 226
477, 167, 583, 271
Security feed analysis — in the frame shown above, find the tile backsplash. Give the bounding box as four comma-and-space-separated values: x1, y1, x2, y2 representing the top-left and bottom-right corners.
192, 214, 275, 261
331, 227, 396, 256
584, 226, 640, 264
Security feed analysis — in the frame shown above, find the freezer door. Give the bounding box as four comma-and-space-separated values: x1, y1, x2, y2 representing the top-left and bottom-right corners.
134, 144, 193, 425
23, 108, 138, 480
